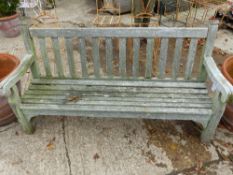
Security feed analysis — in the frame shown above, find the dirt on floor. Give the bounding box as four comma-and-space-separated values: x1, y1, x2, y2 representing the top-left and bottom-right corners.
143, 120, 212, 170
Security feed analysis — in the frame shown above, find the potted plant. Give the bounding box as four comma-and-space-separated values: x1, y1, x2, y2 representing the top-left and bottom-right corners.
0, 0, 21, 37
0, 53, 20, 126
222, 56, 233, 131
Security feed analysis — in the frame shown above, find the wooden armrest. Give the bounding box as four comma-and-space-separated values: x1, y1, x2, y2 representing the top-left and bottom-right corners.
204, 56, 233, 103
0, 54, 33, 96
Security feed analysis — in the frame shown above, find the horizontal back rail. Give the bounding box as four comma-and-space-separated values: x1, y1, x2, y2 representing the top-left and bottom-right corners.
30, 27, 208, 38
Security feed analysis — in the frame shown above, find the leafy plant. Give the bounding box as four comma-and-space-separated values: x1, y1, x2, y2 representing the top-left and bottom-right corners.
0, 0, 20, 17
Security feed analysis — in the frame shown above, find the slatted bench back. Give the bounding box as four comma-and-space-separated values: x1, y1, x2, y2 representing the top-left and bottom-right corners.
25, 22, 217, 81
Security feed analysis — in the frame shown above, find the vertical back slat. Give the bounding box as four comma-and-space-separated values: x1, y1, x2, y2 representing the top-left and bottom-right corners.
79, 38, 88, 78
185, 38, 198, 80
38, 38, 52, 77
105, 38, 113, 77
119, 38, 127, 78
172, 38, 183, 79
132, 38, 140, 78
92, 38, 100, 78
65, 37, 76, 78
22, 23, 40, 78
145, 38, 154, 78
51, 37, 64, 78
158, 38, 169, 79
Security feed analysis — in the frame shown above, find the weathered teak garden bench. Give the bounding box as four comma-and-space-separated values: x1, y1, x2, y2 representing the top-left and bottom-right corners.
1, 21, 233, 142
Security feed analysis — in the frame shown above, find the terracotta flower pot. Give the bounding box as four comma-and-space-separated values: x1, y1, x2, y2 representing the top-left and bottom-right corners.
0, 13, 20, 38
0, 53, 20, 126
222, 56, 233, 131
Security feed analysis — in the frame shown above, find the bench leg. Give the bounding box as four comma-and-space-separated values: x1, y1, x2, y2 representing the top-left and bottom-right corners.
201, 93, 226, 143
11, 105, 34, 134
7, 85, 34, 134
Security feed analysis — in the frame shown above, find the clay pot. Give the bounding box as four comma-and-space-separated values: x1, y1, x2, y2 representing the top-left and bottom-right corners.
0, 54, 20, 126
0, 13, 20, 38
222, 56, 233, 131
222, 56, 233, 84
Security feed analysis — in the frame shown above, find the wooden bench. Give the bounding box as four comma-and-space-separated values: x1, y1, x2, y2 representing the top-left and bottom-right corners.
1, 21, 233, 142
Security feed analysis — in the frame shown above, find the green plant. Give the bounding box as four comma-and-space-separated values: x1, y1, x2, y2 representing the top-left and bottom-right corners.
0, 0, 20, 17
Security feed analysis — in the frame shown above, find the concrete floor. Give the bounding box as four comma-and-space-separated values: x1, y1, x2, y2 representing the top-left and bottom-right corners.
0, 0, 233, 174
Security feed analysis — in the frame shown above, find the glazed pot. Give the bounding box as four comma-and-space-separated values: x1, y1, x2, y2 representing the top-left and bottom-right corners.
0, 53, 20, 126
222, 56, 233, 131
0, 13, 20, 38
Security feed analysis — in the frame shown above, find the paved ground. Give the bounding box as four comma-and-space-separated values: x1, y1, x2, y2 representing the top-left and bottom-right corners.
0, 0, 233, 174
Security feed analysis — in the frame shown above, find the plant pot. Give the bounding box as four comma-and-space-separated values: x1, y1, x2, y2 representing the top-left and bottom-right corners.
0, 13, 20, 38
0, 53, 20, 126
222, 56, 233, 131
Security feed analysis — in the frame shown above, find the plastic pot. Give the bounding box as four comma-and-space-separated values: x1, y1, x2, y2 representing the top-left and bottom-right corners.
222, 56, 233, 131
0, 53, 20, 126
0, 13, 20, 38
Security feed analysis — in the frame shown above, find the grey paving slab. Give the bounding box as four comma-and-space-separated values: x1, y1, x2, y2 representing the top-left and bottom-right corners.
64, 117, 173, 175
0, 117, 232, 175
0, 117, 69, 175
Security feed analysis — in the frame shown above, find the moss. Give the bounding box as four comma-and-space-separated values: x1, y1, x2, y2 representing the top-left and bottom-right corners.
227, 94, 233, 104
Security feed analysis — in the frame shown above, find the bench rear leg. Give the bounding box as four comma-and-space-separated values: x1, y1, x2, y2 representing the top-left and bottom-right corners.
8, 86, 34, 134
201, 93, 226, 143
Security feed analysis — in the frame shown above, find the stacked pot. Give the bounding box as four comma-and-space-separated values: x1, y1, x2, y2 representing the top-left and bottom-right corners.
222, 56, 233, 131
0, 54, 19, 126
0, 13, 20, 38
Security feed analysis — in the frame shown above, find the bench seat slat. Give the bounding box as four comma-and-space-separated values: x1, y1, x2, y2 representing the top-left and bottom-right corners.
22, 98, 212, 108
24, 91, 211, 100
31, 79, 207, 88
22, 92, 212, 104
21, 103, 212, 115
28, 84, 208, 94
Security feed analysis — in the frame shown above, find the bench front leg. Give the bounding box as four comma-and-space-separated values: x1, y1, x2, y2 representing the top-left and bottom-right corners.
7, 85, 34, 134
201, 92, 226, 143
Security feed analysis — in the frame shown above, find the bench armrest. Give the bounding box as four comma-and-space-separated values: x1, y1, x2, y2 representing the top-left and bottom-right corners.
204, 56, 233, 103
0, 54, 33, 96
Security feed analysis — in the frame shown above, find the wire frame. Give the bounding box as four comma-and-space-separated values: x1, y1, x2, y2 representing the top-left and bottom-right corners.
20, 0, 58, 23
212, 0, 233, 29
159, 0, 219, 27
131, 0, 160, 27
186, 0, 212, 27
93, 0, 121, 27
159, 0, 194, 27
